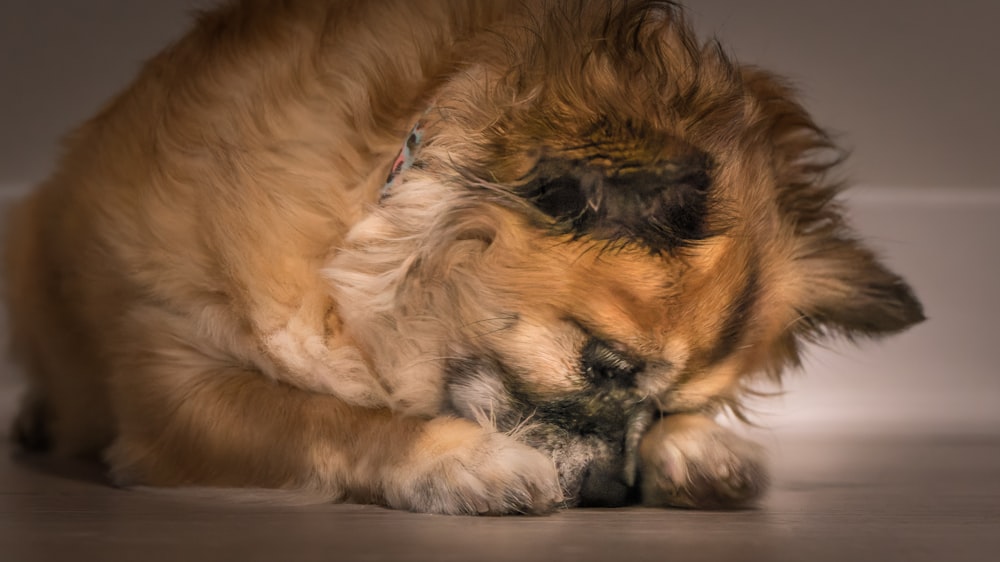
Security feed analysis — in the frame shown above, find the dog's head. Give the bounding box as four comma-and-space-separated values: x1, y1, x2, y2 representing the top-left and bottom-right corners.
329, 1, 924, 506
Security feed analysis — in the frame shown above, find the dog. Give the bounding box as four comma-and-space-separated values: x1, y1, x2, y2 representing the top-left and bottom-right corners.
3, 0, 924, 514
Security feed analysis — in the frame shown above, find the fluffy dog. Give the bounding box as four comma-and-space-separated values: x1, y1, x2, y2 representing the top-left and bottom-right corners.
4, 0, 924, 514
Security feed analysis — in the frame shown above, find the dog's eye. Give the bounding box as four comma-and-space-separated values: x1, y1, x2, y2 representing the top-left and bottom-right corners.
581, 338, 643, 385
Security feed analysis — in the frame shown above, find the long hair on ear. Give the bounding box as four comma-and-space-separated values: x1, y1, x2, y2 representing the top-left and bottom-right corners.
742, 67, 925, 341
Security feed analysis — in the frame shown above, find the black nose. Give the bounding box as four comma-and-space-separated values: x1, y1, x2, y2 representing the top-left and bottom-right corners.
578, 460, 631, 507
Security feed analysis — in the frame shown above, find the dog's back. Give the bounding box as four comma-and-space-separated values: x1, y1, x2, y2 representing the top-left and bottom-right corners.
5, 0, 513, 456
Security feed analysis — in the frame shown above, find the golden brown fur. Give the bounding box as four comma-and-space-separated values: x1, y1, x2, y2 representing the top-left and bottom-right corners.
4, 0, 923, 514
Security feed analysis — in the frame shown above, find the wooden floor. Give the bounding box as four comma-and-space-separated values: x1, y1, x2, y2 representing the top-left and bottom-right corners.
1, 429, 997, 562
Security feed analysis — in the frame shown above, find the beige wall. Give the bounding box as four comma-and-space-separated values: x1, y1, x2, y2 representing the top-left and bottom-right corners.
2, 0, 998, 192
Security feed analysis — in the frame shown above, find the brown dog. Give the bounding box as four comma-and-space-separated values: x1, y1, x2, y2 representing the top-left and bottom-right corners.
4, 0, 923, 514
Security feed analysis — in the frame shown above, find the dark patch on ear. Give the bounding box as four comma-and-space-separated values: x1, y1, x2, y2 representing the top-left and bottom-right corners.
800, 238, 926, 339
808, 276, 925, 337
518, 147, 714, 253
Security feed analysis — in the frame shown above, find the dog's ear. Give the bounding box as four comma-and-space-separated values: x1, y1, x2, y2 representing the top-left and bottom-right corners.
742, 66, 925, 339
794, 236, 925, 339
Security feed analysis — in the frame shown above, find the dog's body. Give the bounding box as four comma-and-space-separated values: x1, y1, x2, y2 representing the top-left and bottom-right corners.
4, 0, 923, 514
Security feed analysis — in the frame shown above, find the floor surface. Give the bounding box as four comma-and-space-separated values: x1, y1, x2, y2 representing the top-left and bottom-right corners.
2, 430, 997, 562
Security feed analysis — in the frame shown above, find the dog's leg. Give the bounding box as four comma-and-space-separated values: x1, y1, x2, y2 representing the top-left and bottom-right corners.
638, 413, 769, 509
103, 345, 562, 515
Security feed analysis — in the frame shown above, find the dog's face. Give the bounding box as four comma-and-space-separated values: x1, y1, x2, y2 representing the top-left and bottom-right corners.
330, 3, 923, 506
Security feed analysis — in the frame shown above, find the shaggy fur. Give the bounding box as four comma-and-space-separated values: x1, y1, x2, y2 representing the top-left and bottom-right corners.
4, 0, 923, 514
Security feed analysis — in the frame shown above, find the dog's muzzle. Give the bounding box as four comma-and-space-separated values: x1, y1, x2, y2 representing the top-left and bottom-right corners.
519, 405, 654, 507
445, 350, 655, 506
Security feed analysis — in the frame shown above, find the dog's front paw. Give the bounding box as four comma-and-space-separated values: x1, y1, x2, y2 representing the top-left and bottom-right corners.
383, 418, 563, 515
638, 414, 768, 509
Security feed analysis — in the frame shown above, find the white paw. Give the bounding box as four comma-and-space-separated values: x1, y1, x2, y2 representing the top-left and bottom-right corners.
384, 418, 564, 515
639, 415, 768, 509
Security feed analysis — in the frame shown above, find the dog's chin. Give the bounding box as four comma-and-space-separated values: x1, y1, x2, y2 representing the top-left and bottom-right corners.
446, 397, 635, 505
443, 355, 651, 506
523, 427, 633, 507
